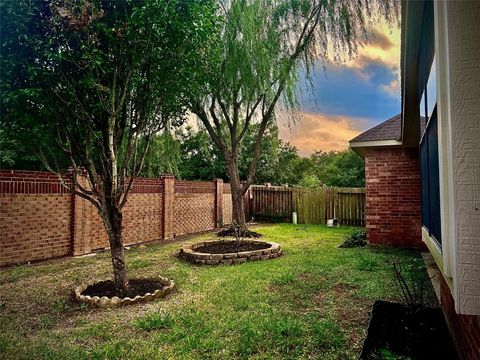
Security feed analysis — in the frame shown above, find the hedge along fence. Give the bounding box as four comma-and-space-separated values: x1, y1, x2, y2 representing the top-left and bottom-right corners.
248, 185, 365, 226
0, 170, 233, 267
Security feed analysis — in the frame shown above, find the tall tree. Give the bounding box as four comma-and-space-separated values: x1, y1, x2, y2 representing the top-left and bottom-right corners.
312, 149, 365, 187
1, 0, 218, 291
190, 0, 398, 235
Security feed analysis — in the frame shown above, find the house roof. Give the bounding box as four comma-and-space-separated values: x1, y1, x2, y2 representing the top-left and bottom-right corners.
349, 114, 402, 142
348, 113, 425, 158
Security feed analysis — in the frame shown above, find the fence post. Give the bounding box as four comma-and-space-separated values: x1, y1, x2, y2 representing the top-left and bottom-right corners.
162, 174, 175, 240
244, 185, 252, 221
214, 178, 224, 228
71, 171, 91, 256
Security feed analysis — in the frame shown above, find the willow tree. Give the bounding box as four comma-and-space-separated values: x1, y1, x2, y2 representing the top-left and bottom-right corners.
190, 0, 398, 236
1, 0, 218, 291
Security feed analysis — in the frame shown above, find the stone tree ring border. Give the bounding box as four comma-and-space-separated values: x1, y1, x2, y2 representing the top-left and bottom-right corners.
74, 276, 175, 308
179, 240, 283, 265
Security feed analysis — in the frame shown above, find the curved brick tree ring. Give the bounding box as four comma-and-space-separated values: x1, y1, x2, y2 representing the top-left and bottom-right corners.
74, 276, 175, 308
179, 240, 283, 265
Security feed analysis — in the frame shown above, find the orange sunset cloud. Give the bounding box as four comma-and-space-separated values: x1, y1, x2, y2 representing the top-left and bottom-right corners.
277, 111, 375, 156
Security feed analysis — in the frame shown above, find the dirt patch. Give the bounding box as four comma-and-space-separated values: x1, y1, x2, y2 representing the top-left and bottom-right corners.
360, 300, 458, 359
195, 241, 270, 254
81, 279, 164, 298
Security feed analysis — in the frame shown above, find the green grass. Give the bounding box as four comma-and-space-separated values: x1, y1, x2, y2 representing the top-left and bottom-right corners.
0, 224, 435, 359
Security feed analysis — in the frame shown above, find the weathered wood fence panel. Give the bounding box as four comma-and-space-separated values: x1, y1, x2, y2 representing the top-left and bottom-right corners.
250, 186, 293, 218
248, 185, 365, 226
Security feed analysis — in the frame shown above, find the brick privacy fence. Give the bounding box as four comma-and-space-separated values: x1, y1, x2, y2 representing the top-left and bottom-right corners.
0, 170, 234, 266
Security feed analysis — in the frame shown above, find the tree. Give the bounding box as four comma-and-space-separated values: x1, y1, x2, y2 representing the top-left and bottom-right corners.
138, 132, 182, 178
1, 0, 218, 291
177, 126, 227, 180
312, 149, 365, 187
190, 0, 397, 235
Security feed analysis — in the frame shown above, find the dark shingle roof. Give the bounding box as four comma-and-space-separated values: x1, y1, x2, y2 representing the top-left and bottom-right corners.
350, 114, 402, 142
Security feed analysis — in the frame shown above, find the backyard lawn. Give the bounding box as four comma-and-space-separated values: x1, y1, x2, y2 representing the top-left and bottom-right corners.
0, 224, 435, 360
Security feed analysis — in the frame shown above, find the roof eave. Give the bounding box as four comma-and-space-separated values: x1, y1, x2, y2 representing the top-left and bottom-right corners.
348, 139, 404, 158
400, 0, 425, 147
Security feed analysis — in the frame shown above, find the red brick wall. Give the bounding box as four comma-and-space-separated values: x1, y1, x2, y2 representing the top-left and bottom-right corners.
364, 148, 424, 248
174, 180, 216, 236
0, 170, 233, 266
0, 171, 73, 265
75, 180, 165, 252
223, 183, 233, 225
440, 274, 480, 360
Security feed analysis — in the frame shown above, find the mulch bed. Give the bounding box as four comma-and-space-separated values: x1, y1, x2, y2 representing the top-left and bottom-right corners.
195, 241, 270, 254
217, 228, 262, 238
360, 300, 458, 359
81, 278, 164, 298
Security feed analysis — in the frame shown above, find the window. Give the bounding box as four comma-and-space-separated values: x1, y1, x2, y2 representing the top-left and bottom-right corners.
419, 0, 441, 247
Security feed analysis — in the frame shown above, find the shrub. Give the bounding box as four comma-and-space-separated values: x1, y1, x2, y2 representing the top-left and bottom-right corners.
339, 229, 366, 248
391, 257, 431, 310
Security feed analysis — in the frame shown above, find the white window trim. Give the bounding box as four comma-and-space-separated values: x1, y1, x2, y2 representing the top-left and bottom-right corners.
430, 0, 458, 305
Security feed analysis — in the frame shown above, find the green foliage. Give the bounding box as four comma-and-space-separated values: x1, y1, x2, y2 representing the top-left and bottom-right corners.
371, 348, 412, 360
356, 254, 381, 271
189, 0, 398, 194
1, 0, 219, 173
151, 123, 365, 187
339, 229, 367, 248
391, 257, 432, 309
299, 173, 322, 187
138, 132, 181, 178
311, 149, 365, 187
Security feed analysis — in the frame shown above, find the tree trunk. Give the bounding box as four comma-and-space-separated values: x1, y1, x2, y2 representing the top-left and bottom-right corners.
104, 205, 128, 291
231, 185, 248, 231
221, 160, 263, 238
226, 160, 246, 228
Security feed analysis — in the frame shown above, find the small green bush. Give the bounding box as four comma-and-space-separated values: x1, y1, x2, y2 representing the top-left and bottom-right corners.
339, 229, 366, 248
356, 254, 380, 271
391, 257, 431, 309
371, 348, 411, 360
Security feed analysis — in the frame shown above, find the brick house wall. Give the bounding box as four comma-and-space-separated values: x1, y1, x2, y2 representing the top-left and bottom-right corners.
364, 147, 424, 249
0, 170, 234, 266
440, 274, 480, 360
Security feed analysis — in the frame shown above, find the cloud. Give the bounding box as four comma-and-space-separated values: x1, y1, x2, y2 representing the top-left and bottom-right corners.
381, 77, 400, 97
365, 28, 395, 50
297, 58, 400, 120
277, 111, 376, 156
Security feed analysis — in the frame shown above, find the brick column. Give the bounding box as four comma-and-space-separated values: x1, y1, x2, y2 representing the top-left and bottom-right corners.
214, 178, 224, 228
71, 172, 91, 256
162, 174, 175, 240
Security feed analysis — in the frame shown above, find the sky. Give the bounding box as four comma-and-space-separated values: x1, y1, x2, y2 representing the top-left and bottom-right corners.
278, 22, 402, 156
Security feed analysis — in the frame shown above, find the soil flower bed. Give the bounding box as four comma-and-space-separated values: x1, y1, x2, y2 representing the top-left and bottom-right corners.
75, 276, 174, 308
179, 239, 282, 265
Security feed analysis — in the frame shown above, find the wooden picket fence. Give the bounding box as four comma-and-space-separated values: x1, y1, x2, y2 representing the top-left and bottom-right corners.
248, 185, 365, 226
